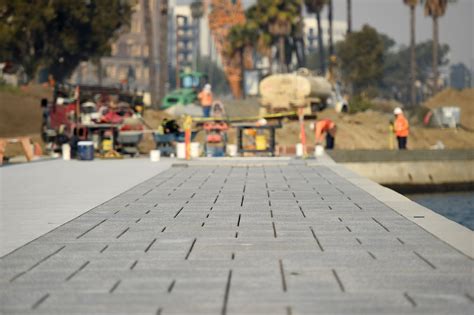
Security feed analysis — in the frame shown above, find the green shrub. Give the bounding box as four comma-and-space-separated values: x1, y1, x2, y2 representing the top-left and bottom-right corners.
349, 95, 374, 113
0, 81, 22, 94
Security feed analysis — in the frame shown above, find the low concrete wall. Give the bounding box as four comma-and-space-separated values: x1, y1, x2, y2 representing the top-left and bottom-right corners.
327, 150, 474, 192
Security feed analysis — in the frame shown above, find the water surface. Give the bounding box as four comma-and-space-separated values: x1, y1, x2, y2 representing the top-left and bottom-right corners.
407, 191, 474, 231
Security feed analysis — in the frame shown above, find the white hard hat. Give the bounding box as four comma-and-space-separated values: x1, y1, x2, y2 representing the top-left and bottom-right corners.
257, 118, 267, 126
204, 84, 211, 91
394, 107, 403, 115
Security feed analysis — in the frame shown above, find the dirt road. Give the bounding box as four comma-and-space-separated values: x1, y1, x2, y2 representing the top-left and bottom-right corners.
1, 85, 473, 157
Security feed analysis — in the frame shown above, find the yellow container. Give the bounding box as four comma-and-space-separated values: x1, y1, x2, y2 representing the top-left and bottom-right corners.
102, 139, 113, 152
256, 135, 267, 150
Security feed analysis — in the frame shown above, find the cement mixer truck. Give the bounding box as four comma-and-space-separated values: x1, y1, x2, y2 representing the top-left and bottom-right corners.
259, 68, 348, 115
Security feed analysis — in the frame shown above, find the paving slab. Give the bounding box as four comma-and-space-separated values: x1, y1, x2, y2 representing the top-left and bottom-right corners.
0, 159, 473, 314
0, 159, 172, 256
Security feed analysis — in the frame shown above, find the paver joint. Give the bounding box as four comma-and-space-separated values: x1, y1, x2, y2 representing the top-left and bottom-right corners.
0, 162, 473, 314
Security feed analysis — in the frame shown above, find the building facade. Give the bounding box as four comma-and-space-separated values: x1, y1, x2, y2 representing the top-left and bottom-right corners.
71, 0, 218, 93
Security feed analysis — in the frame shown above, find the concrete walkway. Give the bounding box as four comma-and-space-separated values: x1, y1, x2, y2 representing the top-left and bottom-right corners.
0, 159, 473, 314
0, 159, 172, 256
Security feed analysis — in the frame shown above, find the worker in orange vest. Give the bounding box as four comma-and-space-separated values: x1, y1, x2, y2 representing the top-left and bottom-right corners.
198, 84, 213, 117
393, 107, 409, 150
314, 119, 337, 149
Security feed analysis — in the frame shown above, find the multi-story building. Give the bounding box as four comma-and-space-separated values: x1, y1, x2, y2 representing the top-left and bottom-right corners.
304, 18, 347, 53
70, 2, 347, 94
71, 0, 218, 93
71, 0, 165, 91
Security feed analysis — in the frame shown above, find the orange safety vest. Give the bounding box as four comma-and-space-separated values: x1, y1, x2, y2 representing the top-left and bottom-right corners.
394, 114, 409, 137
315, 119, 335, 143
198, 91, 213, 107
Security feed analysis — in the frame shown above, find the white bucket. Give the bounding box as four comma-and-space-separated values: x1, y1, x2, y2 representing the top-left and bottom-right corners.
150, 150, 160, 162
226, 144, 238, 157
62, 144, 71, 160
191, 142, 200, 158
296, 143, 303, 157
176, 142, 186, 159
315, 145, 325, 157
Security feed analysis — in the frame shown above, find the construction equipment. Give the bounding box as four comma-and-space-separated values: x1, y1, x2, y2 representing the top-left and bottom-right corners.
203, 121, 228, 157
161, 71, 208, 116
259, 68, 348, 115
43, 84, 145, 157
235, 122, 281, 157
0, 137, 35, 165
152, 131, 199, 156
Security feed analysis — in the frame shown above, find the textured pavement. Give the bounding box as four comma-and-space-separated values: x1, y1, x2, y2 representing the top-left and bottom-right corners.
1, 162, 473, 314
0, 159, 172, 256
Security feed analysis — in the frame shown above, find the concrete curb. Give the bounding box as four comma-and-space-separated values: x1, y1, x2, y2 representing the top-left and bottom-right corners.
311, 153, 474, 259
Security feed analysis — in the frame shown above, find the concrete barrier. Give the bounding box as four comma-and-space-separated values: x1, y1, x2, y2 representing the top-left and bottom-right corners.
327, 150, 474, 192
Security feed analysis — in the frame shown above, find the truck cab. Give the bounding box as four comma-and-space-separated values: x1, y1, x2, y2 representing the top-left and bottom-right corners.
161, 71, 208, 110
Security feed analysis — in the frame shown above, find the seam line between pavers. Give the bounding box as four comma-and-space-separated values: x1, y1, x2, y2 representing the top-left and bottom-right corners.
316, 159, 474, 260
0, 166, 174, 259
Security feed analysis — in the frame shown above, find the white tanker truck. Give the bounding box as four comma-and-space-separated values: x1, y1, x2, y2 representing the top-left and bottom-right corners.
259, 68, 348, 115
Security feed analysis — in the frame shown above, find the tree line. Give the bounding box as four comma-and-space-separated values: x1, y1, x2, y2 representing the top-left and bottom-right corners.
226, 0, 455, 105
0, 0, 132, 82
0, 0, 457, 108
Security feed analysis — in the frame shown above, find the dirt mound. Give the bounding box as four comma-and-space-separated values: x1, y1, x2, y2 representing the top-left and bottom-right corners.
0, 84, 50, 137
423, 88, 474, 128
1, 84, 474, 159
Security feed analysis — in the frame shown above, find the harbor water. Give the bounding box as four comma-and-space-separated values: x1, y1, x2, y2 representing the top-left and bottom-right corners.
407, 191, 474, 231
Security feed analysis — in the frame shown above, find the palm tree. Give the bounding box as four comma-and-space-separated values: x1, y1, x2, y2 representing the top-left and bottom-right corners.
327, 0, 334, 56
424, 0, 451, 94
143, 0, 157, 108
245, 4, 271, 72
226, 23, 257, 97
157, 0, 169, 104
404, 0, 418, 107
347, 0, 352, 34
305, 0, 328, 74
267, 2, 299, 73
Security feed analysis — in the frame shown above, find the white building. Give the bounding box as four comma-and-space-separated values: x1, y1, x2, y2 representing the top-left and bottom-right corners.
304, 18, 347, 52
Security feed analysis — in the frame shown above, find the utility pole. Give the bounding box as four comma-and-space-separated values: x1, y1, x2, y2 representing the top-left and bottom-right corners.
158, 0, 169, 103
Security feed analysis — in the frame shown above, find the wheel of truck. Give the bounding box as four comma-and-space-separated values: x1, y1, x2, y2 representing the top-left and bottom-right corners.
41, 124, 48, 142
310, 102, 326, 113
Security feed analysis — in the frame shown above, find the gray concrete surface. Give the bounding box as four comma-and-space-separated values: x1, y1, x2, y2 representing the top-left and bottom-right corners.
310, 155, 474, 258
327, 150, 474, 188
1, 158, 472, 314
327, 149, 474, 163
0, 159, 172, 256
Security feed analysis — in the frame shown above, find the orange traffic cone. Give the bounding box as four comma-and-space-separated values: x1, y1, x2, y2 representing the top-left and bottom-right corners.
33, 142, 43, 156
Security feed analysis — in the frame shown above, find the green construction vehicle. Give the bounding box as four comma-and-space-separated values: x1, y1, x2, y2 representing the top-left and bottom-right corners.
161, 71, 208, 116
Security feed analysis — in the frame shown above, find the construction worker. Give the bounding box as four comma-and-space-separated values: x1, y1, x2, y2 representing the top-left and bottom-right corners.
314, 119, 337, 150
198, 84, 213, 118
393, 107, 409, 150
